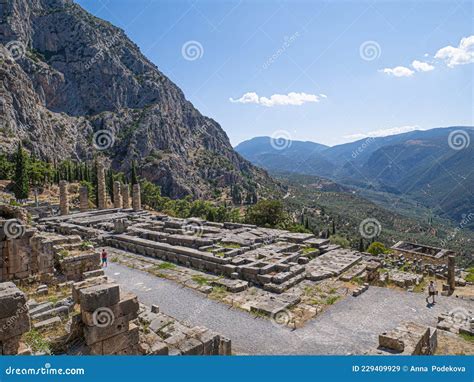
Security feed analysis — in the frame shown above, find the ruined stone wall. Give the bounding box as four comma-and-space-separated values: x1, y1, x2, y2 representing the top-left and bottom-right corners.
73, 279, 141, 355
58, 252, 101, 282
0, 228, 39, 282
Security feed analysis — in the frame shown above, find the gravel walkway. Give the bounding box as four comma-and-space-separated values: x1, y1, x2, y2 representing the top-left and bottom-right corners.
106, 262, 471, 354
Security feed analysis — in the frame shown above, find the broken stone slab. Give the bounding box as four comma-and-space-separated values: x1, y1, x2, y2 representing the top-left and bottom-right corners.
149, 315, 174, 334
31, 306, 69, 321
33, 316, 61, 330
79, 283, 120, 312
378, 322, 431, 355
83, 269, 105, 279
210, 278, 248, 293
29, 302, 53, 316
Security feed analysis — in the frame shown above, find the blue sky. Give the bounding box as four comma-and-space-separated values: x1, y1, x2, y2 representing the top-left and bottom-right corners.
76, 0, 473, 146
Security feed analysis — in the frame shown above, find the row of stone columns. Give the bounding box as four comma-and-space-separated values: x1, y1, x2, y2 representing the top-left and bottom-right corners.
58, 163, 141, 215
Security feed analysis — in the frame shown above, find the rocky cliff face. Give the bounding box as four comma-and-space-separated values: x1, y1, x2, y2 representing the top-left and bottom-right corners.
0, 0, 278, 198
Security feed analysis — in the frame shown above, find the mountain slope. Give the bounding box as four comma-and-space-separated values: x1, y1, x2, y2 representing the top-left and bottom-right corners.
0, 0, 279, 199
235, 127, 474, 224
235, 137, 334, 177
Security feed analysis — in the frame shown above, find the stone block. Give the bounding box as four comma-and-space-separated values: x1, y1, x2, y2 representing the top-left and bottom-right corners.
81, 292, 138, 326
79, 283, 120, 312
29, 302, 53, 316
72, 276, 108, 303
0, 282, 27, 319
31, 306, 69, 321
379, 332, 405, 352
150, 340, 169, 355
83, 315, 130, 345
102, 323, 139, 354
179, 337, 203, 355
0, 313, 30, 341
33, 316, 61, 330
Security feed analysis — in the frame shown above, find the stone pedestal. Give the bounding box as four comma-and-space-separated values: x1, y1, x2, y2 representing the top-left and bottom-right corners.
59, 180, 69, 215
447, 256, 455, 292
97, 162, 107, 210
79, 186, 89, 212
122, 184, 130, 209
132, 184, 141, 212
77, 282, 140, 355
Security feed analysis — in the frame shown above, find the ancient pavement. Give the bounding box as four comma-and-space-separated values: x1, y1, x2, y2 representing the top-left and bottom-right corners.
106, 262, 472, 355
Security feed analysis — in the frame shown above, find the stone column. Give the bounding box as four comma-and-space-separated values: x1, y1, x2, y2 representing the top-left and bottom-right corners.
59, 180, 69, 215
113, 181, 122, 209
97, 162, 107, 210
447, 255, 455, 291
79, 186, 89, 212
122, 183, 130, 209
132, 183, 141, 211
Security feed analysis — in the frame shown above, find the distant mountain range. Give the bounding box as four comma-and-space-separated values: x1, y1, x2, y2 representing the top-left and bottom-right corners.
235, 127, 474, 226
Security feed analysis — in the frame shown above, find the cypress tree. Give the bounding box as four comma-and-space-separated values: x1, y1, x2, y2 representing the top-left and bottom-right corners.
13, 142, 30, 200
332, 220, 336, 235
359, 238, 364, 252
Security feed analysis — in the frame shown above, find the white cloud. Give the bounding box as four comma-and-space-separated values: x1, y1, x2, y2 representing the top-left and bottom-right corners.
344, 125, 424, 140
435, 35, 474, 68
411, 60, 434, 72
380, 66, 414, 77
229, 92, 323, 107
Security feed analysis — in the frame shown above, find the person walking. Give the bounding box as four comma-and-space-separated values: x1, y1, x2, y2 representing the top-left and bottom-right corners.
426, 280, 436, 304
101, 249, 108, 267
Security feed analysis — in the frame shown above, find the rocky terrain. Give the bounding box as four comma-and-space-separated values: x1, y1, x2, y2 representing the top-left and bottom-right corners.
0, 0, 278, 199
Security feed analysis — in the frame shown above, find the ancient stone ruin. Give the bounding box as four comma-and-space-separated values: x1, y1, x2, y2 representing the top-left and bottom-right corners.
0, 282, 30, 355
